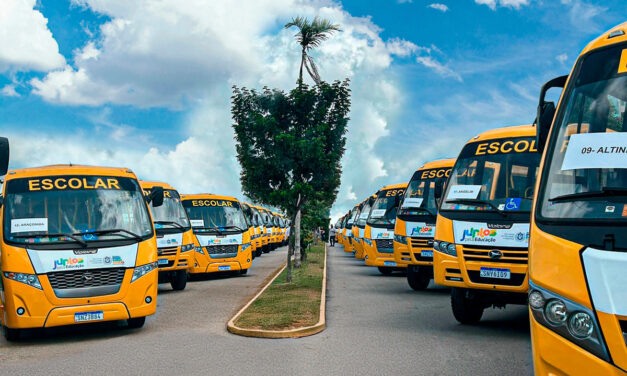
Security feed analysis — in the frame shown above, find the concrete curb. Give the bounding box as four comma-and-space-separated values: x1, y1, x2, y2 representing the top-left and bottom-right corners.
227, 244, 328, 338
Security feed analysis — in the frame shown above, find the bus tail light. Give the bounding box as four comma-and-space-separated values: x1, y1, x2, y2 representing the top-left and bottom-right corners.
529, 282, 609, 361
3, 272, 42, 290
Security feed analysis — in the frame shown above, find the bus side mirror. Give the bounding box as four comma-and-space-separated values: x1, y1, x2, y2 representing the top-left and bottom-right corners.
536, 75, 567, 153
0, 137, 9, 176
148, 186, 165, 207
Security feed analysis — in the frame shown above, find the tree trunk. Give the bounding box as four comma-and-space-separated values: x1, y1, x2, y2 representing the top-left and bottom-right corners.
298, 48, 306, 85
294, 206, 302, 268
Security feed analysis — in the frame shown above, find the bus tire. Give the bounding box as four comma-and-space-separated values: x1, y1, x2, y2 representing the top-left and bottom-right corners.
170, 269, 187, 291
407, 267, 430, 290
3, 326, 21, 341
127, 316, 146, 329
377, 267, 393, 275
240, 269, 248, 275
451, 287, 484, 324
262, 246, 270, 254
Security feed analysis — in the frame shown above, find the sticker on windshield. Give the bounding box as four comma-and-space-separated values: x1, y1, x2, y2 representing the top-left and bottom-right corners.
11, 218, 48, 233
190, 219, 204, 227
504, 198, 522, 211
402, 198, 423, 208
370, 209, 386, 218
447, 185, 482, 200
561, 133, 627, 170
619, 49, 627, 74
359, 211, 369, 219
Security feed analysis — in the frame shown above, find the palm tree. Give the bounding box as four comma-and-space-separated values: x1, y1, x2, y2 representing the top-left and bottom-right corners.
284, 16, 341, 85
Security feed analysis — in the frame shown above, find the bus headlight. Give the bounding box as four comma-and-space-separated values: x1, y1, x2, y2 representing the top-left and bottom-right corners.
394, 235, 407, 245
4, 272, 42, 290
433, 240, 457, 256
529, 282, 608, 361
241, 243, 251, 253
181, 244, 194, 252
131, 262, 157, 282
195, 246, 205, 255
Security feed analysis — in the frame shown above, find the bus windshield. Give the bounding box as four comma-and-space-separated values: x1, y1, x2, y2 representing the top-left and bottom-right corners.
242, 205, 256, 227
357, 201, 372, 227
540, 44, 627, 221
149, 189, 190, 232
3, 175, 152, 246
441, 137, 540, 213
367, 188, 406, 226
399, 168, 450, 218
183, 200, 247, 232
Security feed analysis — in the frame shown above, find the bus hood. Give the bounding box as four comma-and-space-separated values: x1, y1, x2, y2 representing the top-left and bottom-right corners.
195, 233, 243, 247
156, 233, 183, 248
405, 221, 435, 238
452, 220, 529, 247
583, 248, 627, 315
27, 244, 138, 273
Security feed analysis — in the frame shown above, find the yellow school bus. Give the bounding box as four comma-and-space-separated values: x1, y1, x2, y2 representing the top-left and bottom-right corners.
241, 203, 263, 258
252, 205, 269, 253
337, 215, 346, 247
1, 165, 162, 340
394, 158, 455, 290
259, 207, 275, 252
271, 212, 281, 250
530, 23, 627, 375
433, 124, 540, 323
354, 195, 376, 260
363, 183, 408, 274
350, 200, 366, 258
341, 211, 353, 252
182, 194, 253, 275
140, 181, 194, 291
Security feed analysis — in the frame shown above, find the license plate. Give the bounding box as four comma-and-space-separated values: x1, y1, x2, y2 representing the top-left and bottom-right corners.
384, 261, 397, 266
421, 250, 434, 257
218, 265, 231, 271
74, 311, 104, 323
479, 267, 511, 279
158, 259, 169, 265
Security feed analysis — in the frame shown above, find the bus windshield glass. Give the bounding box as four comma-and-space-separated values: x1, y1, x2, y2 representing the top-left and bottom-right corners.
149, 189, 190, 232
183, 199, 247, 232
367, 188, 406, 226
441, 137, 540, 213
540, 44, 627, 221
399, 168, 451, 217
357, 201, 372, 227
3, 175, 152, 246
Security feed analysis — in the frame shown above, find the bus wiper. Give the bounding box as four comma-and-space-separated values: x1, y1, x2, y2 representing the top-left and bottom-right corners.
154, 221, 184, 230
13, 233, 88, 247
410, 207, 436, 217
77, 229, 142, 241
221, 225, 245, 232
445, 199, 507, 217
549, 187, 627, 203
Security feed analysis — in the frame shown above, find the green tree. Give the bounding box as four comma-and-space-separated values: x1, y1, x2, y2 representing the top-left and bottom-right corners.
231, 81, 350, 281
284, 16, 341, 85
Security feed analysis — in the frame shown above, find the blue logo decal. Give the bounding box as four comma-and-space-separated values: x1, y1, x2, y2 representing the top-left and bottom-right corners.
504, 198, 522, 211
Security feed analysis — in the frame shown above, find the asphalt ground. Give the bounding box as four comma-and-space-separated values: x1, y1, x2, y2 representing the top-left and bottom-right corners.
0, 244, 531, 375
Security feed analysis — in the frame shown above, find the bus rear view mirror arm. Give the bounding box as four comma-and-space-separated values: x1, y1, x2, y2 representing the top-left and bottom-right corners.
0, 137, 9, 176
536, 75, 567, 153
147, 186, 165, 207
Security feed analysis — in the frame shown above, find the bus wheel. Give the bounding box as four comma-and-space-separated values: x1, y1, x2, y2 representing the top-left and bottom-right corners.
407, 266, 430, 290
262, 246, 270, 254
377, 267, 393, 275
127, 316, 146, 329
170, 270, 187, 291
255, 249, 262, 257
451, 288, 484, 324
3, 326, 21, 341
240, 269, 248, 275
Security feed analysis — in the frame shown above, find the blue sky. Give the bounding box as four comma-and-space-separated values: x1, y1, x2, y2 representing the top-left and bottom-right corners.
1, 0, 625, 220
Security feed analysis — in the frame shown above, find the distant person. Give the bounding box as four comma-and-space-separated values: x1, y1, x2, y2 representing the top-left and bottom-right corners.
329, 225, 336, 246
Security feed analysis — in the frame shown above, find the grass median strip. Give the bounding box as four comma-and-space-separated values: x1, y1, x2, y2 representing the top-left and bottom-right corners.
234, 244, 325, 331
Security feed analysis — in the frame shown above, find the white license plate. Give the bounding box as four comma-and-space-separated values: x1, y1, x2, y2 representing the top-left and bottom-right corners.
384, 261, 397, 266
218, 265, 231, 271
479, 267, 511, 279
421, 250, 434, 257
74, 311, 104, 323
158, 259, 169, 265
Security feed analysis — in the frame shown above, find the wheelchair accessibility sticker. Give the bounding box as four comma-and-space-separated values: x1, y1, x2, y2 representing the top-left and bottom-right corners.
504, 198, 521, 211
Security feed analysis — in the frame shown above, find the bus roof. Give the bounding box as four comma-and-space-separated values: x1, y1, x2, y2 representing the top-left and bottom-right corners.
5, 164, 136, 180
417, 157, 456, 171
181, 193, 240, 203
581, 22, 627, 55
139, 180, 176, 191
379, 182, 408, 191
468, 124, 535, 144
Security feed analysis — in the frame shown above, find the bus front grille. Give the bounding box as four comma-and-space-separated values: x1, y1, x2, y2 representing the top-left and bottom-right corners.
205, 245, 238, 259
47, 268, 126, 298
374, 239, 394, 253
461, 245, 528, 265
158, 247, 178, 256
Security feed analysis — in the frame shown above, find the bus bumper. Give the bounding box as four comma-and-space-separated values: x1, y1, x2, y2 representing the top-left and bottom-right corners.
157, 250, 192, 273
189, 248, 252, 274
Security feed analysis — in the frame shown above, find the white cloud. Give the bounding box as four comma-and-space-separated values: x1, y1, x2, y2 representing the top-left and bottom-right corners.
559, 0, 606, 32
474, 0, 529, 10
1, 84, 19, 97
416, 56, 462, 82
0, 0, 65, 72
427, 3, 449, 12
556, 53, 568, 64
